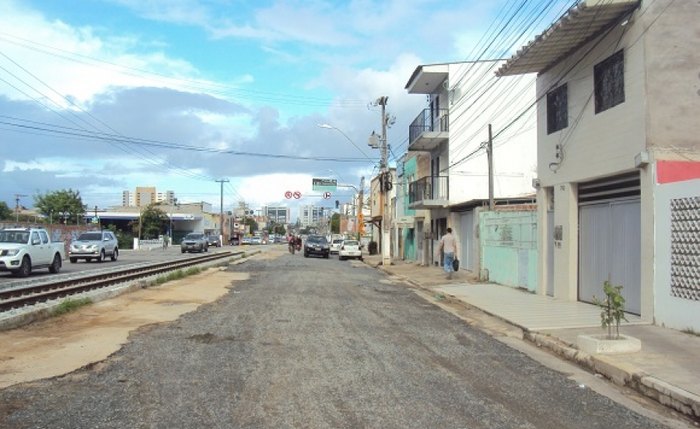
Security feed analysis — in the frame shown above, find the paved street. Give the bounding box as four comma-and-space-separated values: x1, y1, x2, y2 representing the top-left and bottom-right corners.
0, 250, 679, 428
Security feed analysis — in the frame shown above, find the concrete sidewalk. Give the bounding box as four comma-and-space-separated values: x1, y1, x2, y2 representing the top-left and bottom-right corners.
362, 254, 700, 421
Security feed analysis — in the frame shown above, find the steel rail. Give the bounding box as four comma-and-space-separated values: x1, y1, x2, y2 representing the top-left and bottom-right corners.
0, 250, 240, 312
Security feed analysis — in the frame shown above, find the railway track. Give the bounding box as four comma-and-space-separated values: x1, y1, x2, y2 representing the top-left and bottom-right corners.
0, 250, 241, 312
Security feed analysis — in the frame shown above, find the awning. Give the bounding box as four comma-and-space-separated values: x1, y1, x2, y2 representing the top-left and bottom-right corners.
496, 0, 640, 76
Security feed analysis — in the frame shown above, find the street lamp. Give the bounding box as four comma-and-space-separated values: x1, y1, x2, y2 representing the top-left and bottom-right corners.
317, 124, 374, 162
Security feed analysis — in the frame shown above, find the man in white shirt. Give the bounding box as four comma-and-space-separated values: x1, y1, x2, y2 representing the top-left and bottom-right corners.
439, 227, 458, 279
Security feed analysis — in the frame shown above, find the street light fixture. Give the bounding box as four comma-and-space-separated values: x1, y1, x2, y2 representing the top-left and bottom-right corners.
317, 124, 374, 162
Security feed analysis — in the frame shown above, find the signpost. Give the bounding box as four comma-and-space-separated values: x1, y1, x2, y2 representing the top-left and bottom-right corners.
312, 178, 337, 192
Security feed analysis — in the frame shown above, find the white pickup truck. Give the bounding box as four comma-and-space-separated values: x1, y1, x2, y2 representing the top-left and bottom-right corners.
0, 227, 65, 277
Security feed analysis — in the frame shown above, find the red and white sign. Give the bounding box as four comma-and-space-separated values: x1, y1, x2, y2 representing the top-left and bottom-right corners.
322, 191, 331, 199
293, 191, 302, 199
284, 191, 293, 199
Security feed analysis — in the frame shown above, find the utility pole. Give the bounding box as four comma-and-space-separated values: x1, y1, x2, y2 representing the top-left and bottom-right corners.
487, 123, 495, 211
216, 179, 230, 240
357, 176, 365, 240
376, 96, 391, 266
14, 194, 27, 223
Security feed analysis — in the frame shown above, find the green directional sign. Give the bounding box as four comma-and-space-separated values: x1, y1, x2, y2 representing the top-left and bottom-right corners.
312, 178, 337, 192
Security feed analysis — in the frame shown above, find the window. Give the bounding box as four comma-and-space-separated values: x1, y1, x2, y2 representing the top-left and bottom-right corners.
547, 83, 568, 134
594, 50, 625, 113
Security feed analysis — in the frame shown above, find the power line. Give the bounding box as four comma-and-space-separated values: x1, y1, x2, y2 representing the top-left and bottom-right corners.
0, 117, 371, 162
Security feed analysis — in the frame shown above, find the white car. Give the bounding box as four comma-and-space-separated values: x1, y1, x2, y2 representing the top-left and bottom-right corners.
338, 239, 362, 261
330, 238, 344, 254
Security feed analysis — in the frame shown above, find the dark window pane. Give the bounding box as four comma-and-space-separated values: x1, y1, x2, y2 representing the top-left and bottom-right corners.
594, 50, 625, 113
547, 83, 568, 134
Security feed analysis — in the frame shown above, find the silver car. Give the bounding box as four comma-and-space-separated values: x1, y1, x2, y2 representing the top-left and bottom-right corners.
69, 230, 119, 263
181, 233, 208, 253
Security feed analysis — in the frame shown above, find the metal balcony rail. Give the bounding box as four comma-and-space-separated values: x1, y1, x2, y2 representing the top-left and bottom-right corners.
408, 175, 449, 204
408, 108, 449, 145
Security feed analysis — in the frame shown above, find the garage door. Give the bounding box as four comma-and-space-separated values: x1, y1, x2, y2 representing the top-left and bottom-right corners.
578, 172, 641, 314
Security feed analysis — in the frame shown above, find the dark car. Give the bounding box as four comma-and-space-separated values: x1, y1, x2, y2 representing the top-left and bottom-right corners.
181, 233, 208, 253
206, 234, 221, 247
303, 235, 330, 258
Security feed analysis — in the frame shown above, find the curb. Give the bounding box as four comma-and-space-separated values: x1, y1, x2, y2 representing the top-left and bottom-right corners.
365, 259, 700, 422
525, 331, 700, 420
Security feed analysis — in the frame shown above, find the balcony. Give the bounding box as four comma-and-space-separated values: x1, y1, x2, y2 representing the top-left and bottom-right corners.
408, 108, 449, 151
408, 175, 449, 209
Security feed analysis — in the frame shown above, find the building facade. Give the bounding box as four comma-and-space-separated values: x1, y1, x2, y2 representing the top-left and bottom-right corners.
263, 206, 290, 225
298, 205, 324, 228
498, 0, 700, 329
404, 60, 537, 268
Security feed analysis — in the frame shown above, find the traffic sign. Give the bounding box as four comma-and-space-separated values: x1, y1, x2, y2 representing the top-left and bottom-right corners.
284, 191, 293, 199
293, 191, 302, 199
322, 192, 331, 199
312, 178, 337, 192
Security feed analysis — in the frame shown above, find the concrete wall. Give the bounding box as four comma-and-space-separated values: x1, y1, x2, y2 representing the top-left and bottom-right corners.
479, 209, 538, 291
643, 0, 700, 159
653, 177, 700, 331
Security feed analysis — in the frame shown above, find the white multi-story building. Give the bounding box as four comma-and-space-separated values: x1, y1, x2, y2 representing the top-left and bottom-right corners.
403, 60, 537, 269
298, 205, 324, 228
498, 0, 700, 329
121, 191, 132, 207
157, 190, 175, 205
263, 206, 290, 225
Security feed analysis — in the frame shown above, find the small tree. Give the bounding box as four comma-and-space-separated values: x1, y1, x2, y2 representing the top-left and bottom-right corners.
593, 281, 628, 340
34, 189, 86, 224
330, 213, 340, 234
133, 204, 168, 239
0, 201, 12, 220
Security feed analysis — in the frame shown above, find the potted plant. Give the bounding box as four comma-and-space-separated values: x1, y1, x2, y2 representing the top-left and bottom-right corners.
577, 281, 641, 354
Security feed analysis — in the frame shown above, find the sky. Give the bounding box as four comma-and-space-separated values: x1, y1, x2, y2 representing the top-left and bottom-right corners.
0, 0, 569, 217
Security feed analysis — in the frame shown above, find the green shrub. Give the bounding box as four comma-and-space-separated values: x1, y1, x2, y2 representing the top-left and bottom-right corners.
53, 297, 92, 315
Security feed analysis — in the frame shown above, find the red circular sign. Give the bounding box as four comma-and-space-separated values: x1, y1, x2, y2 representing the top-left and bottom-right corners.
293, 191, 302, 199
284, 191, 293, 199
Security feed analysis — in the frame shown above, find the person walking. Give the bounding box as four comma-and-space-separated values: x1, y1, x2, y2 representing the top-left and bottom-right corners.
439, 227, 458, 279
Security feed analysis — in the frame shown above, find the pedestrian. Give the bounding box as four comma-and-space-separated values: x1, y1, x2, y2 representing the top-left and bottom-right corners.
439, 227, 458, 279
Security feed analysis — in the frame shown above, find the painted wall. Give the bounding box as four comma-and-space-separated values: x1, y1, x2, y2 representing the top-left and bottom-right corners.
445, 61, 537, 204
535, 17, 648, 187
653, 176, 700, 331
479, 209, 538, 291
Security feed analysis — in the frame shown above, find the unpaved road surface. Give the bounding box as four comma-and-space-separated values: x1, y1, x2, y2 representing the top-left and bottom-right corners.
0, 249, 676, 428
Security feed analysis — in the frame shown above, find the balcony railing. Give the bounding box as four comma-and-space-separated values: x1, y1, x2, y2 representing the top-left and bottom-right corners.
408, 175, 449, 206
408, 108, 449, 146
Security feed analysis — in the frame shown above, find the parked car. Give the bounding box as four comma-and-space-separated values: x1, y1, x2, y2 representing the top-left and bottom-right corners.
0, 227, 65, 277
206, 234, 221, 247
251, 236, 262, 245
338, 239, 362, 261
330, 238, 344, 255
303, 235, 330, 258
181, 233, 208, 253
69, 230, 118, 263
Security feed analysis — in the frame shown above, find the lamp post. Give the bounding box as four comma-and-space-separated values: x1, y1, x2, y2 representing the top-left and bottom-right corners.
317, 124, 374, 161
